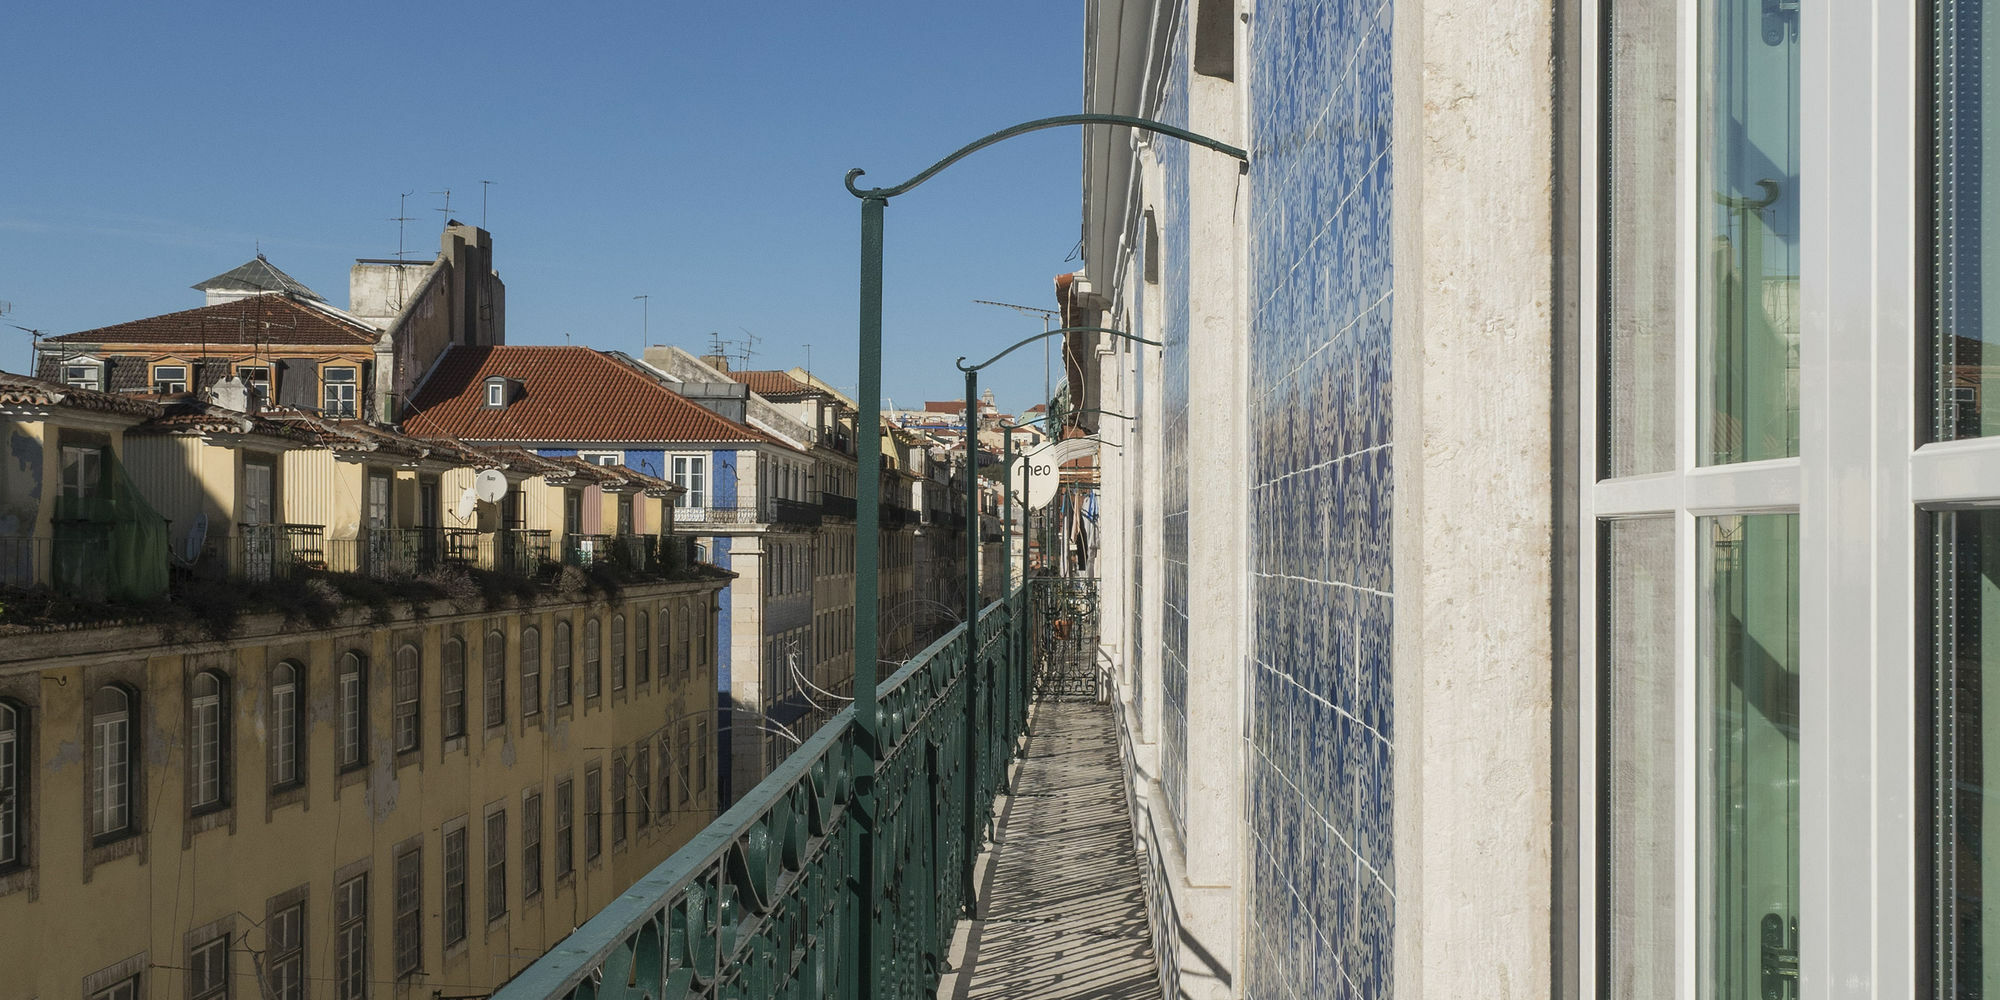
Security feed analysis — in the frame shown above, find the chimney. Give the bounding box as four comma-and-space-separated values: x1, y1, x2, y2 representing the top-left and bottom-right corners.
699, 354, 731, 373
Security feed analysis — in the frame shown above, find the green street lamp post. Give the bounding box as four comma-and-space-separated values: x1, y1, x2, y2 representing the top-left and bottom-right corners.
845, 113, 1245, 997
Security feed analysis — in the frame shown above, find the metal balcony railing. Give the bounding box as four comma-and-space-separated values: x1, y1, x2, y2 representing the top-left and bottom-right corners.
440, 527, 552, 577
767, 497, 823, 528
562, 533, 614, 568
494, 582, 1054, 1000
675, 499, 824, 530
820, 491, 858, 519
0, 525, 118, 598
234, 523, 325, 582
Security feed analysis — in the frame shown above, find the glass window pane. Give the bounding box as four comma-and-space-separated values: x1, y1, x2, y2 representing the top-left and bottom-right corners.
1699, 513, 1801, 997
1929, 509, 2000, 995
1604, 0, 1679, 478
1932, 0, 2000, 441
1603, 517, 1676, 994
1699, 0, 1802, 465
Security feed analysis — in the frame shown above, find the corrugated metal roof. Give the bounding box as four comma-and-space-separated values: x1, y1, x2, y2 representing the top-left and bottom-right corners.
191, 255, 325, 301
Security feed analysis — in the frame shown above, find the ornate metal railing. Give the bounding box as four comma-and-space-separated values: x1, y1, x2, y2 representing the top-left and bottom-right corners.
1030, 577, 1104, 701
820, 492, 857, 519
494, 585, 1031, 1000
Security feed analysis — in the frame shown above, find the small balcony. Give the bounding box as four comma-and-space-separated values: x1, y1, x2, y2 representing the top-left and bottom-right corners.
674, 498, 823, 531
0, 522, 118, 599
232, 523, 326, 582
820, 490, 858, 519
490, 578, 1149, 1000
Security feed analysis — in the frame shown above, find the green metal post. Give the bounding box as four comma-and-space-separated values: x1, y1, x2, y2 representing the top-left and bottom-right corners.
1002, 429, 1017, 748
960, 366, 982, 915
851, 193, 886, 1000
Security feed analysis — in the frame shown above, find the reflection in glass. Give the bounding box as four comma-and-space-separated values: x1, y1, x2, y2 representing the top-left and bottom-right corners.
1603, 518, 1676, 996
1699, 0, 1801, 465
1604, 0, 1678, 478
1933, 2, 2000, 441
1700, 513, 1800, 999
1930, 510, 2000, 996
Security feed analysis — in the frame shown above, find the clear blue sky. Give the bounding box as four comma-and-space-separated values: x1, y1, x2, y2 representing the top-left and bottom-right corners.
0, 2, 1085, 415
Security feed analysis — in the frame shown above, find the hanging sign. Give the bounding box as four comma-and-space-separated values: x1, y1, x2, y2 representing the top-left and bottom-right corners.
1022, 437, 1099, 508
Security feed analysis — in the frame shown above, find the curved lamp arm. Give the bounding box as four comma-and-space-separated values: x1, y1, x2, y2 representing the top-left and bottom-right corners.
956, 326, 1160, 372
1001, 407, 1135, 432
847, 113, 1249, 200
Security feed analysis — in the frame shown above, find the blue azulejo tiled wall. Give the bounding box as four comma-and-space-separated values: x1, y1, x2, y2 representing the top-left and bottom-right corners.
1158, 17, 1193, 843
1246, 0, 1395, 999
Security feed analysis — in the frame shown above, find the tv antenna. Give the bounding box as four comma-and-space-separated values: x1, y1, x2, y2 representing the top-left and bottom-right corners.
10, 324, 48, 374
734, 328, 762, 370
480, 180, 496, 228
432, 188, 454, 219
390, 192, 416, 261
974, 298, 1061, 413
634, 294, 651, 349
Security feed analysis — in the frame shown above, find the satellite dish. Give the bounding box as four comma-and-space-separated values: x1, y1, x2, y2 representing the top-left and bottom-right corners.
455, 487, 479, 522
475, 469, 509, 504
184, 512, 209, 563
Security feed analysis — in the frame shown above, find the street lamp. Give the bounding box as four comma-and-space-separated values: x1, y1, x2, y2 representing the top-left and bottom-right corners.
843, 112, 1246, 989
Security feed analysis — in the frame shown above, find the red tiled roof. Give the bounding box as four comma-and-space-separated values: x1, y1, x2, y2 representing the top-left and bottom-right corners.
45, 294, 379, 347
923, 401, 962, 414
402, 346, 783, 446
0, 371, 164, 418
727, 369, 816, 398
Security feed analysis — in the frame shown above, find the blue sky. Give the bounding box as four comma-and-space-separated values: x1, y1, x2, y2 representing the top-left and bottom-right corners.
0, 2, 1085, 414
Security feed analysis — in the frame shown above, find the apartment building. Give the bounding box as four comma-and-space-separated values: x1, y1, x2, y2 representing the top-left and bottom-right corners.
0, 372, 726, 1000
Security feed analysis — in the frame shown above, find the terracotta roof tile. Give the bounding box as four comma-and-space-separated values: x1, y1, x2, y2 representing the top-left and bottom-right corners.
45, 295, 378, 347
923, 401, 963, 414
727, 369, 816, 398
0, 370, 164, 418
402, 346, 790, 448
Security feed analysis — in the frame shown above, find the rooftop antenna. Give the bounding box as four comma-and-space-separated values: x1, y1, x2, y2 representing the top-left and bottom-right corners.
480, 180, 496, 228
974, 298, 1061, 415
734, 327, 762, 370
432, 188, 454, 221
706, 331, 731, 359
634, 294, 651, 350
10, 324, 46, 374
803, 342, 811, 380
390, 192, 416, 261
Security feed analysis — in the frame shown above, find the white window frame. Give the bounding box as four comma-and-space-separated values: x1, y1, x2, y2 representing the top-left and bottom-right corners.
580, 450, 623, 467
272, 663, 300, 787
238, 365, 271, 399
91, 686, 131, 839
484, 379, 506, 408
671, 454, 708, 511
0, 702, 17, 867
338, 653, 365, 770
63, 361, 102, 390
334, 873, 366, 1000
1574, 1, 1920, 995
323, 366, 359, 418
190, 671, 225, 810
152, 363, 189, 394
189, 933, 229, 1000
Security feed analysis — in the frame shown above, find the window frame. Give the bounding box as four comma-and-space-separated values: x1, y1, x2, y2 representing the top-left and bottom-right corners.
0, 700, 24, 871
90, 685, 136, 843
441, 636, 467, 743
188, 935, 230, 1000
323, 365, 359, 419
392, 843, 422, 978
521, 625, 543, 721
485, 808, 508, 924
334, 871, 367, 1000
188, 670, 229, 813
443, 821, 468, 948
522, 790, 543, 901
152, 363, 189, 394
671, 454, 708, 509
337, 652, 367, 772
393, 643, 421, 756
484, 629, 507, 731
270, 661, 303, 791
552, 620, 573, 708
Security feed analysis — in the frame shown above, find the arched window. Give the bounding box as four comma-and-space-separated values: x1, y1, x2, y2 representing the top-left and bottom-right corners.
441, 637, 466, 741
338, 652, 367, 769
635, 611, 651, 686
484, 630, 506, 730
679, 602, 693, 677
697, 598, 711, 667
190, 672, 227, 810
583, 619, 602, 699
0, 701, 23, 867
552, 621, 573, 708
271, 662, 301, 789
656, 604, 673, 683
611, 614, 627, 691
393, 644, 421, 753
521, 626, 543, 718
91, 686, 133, 839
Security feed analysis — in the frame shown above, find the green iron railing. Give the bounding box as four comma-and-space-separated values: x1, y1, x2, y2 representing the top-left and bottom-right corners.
493, 586, 1031, 1000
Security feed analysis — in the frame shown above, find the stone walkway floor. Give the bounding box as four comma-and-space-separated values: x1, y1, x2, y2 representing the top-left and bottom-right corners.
938, 701, 1162, 1000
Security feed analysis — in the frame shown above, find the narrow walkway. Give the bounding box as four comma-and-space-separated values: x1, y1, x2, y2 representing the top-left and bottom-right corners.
941, 701, 1162, 1000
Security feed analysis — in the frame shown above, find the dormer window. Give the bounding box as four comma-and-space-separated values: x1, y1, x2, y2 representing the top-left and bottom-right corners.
482, 376, 520, 410
63, 362, 102, 391
323, 367, 358, 418
238, 366, 271, 400
152, 364, 189, 394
